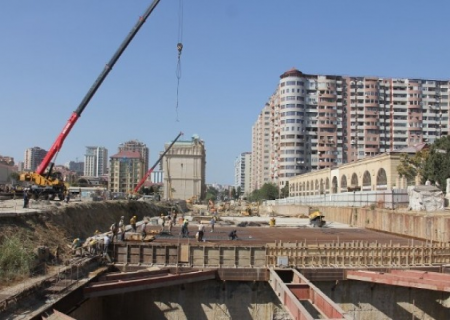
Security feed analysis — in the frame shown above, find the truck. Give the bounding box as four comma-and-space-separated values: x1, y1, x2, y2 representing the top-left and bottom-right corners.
20, 0, 163, 200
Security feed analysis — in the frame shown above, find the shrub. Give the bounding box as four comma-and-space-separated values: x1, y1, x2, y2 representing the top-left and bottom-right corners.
0, 234, 36, 282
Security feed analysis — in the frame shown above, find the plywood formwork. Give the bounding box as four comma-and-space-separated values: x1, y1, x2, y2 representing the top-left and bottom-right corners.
111, 241, 450, 270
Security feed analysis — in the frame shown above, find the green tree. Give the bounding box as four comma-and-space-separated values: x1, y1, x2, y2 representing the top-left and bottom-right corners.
248, 183, 278, 201
397, 150, 429, 185
230, 187, 236, 200
280, 182, 289, 198
236, 186, 242, 199
422, 136, 450, 190
205, 186, 219, 202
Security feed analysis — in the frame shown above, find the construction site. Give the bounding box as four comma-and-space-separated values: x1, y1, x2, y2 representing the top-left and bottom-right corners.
0, 197, 450, 320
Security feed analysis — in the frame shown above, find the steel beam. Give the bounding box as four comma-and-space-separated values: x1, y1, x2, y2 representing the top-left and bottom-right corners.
84, 269, 217, 298
346, 270, 450, 292
268, 268, 350, 320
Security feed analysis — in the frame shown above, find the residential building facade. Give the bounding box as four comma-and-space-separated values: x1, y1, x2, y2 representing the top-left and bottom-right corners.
252, 68, 449, 192
162, 135, 206, 201
118, 140, 149, 172
251, 104, 272, 190
24, 147, 47, 171
109, 151, 145, 193
234, 152, 252, 196
84, 147, 108, 177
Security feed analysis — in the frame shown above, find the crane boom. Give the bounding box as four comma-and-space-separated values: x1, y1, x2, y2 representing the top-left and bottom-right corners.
36, 0, 161, 175
134, 132, 183, 193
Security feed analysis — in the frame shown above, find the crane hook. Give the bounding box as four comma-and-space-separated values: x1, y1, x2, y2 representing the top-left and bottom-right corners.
177, 42, 183, 57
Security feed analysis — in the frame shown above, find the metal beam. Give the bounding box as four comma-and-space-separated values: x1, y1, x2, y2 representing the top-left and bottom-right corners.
346, 270, 450, 292
84, 269, 217, 298
268, 268, 349, 320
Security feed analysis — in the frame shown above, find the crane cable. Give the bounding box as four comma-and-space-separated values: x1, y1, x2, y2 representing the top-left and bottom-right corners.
175, 0, 184, 122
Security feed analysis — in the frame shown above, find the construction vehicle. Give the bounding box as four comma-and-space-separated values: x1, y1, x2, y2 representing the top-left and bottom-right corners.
19, 0, 163, 200
309, 207, 326, 227
133, 132, 183, 196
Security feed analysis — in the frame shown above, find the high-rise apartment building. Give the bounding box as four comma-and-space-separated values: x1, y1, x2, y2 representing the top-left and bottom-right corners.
252, 68, 449, 191
24, 147, 47, 171
84, 147, 108, 177
251, 104, 272, 190
162, 135, 206, 201
234, 152, 252, 196
109, 151, 145, 193
118, 140, 149, 172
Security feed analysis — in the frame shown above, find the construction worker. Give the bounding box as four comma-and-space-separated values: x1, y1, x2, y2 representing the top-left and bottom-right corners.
141, 221, 148, 240
23, 191, 29, 208
103, 235, 111, 257
228, 230, 238, 240
167, 215, 173, 233
118, 216, 125, 233
160, 214, 166, 232
210, 217, 215, 232
110, 222, 118, 242
130, 215, 137, 232
71, 238, 82, 255
197, 223, 205, 242
181, 219, 189, 238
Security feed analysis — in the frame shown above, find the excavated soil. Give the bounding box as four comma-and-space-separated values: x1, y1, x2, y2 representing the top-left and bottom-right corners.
0, 199, 174, 289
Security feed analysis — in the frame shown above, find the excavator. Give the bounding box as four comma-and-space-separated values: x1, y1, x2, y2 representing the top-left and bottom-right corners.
20, 0, 164, 200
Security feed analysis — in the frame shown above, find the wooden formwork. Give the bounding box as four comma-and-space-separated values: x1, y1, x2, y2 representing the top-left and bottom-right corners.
266, 240, 450, 267
112, 241, 450, 269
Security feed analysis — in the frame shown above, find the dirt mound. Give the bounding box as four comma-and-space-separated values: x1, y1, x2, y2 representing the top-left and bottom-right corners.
0, 200, 174, 265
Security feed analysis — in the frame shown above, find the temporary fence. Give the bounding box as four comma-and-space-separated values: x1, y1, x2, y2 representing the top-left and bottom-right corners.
265, 189, 409, 209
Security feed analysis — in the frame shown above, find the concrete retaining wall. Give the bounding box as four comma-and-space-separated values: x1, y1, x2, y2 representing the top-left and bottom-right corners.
315, 280, 450, 320
268, 204, 450, 242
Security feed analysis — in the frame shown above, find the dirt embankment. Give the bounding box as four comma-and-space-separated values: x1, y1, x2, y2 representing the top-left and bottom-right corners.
0, 200, 173, 258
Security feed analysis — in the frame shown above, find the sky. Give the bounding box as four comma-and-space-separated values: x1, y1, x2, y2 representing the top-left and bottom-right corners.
1, 1, 449, 185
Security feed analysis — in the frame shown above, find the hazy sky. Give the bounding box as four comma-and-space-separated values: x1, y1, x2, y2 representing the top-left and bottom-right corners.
1, 0, 449, 185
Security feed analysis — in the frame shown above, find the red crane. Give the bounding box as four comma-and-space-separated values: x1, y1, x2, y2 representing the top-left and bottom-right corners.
20, 0, 163, 199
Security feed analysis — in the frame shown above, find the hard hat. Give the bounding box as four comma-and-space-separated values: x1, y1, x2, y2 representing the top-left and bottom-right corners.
134, 215, 137, 218
95, 230, 99, 233
121, 216, 124, 219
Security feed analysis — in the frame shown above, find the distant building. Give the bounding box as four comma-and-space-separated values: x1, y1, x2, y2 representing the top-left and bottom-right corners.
118, 140, 149, 172
162, 135, 206, 200
84, 147, 108, 177
24, 147, 47, 171
0, 163, 17, 185
151, 170, 164, 184
66, 161, 84, 176
109, 151, 145, 193
0, 156, 14, 166
234, 152, 252, 196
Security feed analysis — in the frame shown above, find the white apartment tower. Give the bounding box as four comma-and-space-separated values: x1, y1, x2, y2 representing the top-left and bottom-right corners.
24, 147, 47, 171
84, 146, 108, 177
251, 104, 272, 190
252, 68, 450, 192
234, 152, 252, 196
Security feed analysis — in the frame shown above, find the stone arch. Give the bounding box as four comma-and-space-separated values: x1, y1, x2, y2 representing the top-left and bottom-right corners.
325, 178, 330, 192
351, 173, 358, 187
362, 171, 371, 191
376, 168, 388, 190
341, 175, 347, 192
315, 179, 319, 194
332, 176, 338, 193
